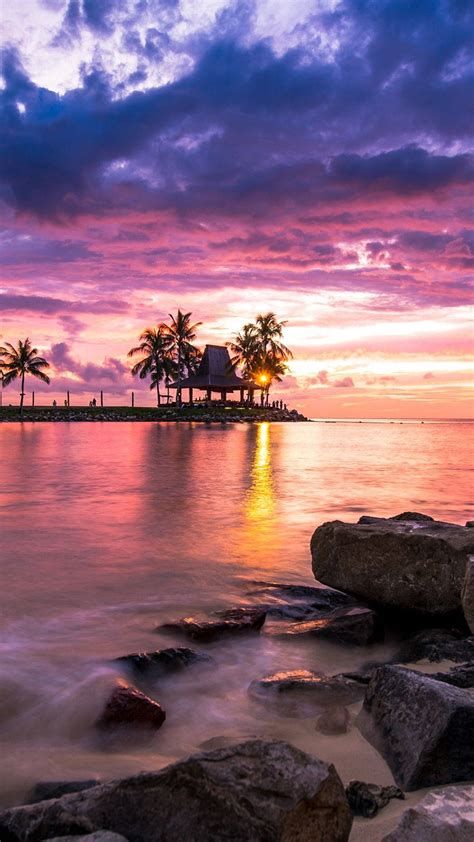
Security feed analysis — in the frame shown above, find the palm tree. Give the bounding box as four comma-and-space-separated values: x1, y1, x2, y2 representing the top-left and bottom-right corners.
162, 310, 202, 405
0, 338, 51, 412
128, 326, 174, 406
253, 312, 292, 405
255, 312, 292, 360
227, 323, 259, 378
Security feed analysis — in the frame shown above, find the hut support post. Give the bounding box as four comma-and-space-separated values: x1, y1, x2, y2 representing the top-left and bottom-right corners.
189, 387, 193, 405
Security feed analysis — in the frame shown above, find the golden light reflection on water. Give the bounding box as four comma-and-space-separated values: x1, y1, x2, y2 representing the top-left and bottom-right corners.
243, 423, 277, 551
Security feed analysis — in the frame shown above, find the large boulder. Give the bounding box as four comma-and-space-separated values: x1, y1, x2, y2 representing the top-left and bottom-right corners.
461, 557, 474, 632
381, 784, 474, 841
311, 514, 474, 614
26, 781, 100, 806
357, 665, 474, 790
0, 740, 353, 842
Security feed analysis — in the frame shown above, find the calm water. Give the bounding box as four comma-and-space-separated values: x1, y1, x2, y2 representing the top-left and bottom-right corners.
0, 420, 473, 807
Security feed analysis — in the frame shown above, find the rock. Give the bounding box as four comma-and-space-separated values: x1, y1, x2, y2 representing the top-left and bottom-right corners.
357, 665, 474, 789
389, 512, 435, 522
346, 780, 404, 818
113, 648, 212, 682
267, 607, 383, 645
315, 706, 350, 735
26, 781, 100, 805
394, 629, 474, 663
249, 669, 365, 717
0, 805, 97, 842
429, 662, 474, 688
0, 740, 353, 842
47, 834, 128, 842
96, 684, 166, 732
466, 521, 474, 527
381, 784, 474, 840
461, 557, 474, 633
158, 607, 267, 641
311, 516, 474, 615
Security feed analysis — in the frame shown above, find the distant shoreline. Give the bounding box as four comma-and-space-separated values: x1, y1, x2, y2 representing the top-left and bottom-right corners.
0, 405, 309, 423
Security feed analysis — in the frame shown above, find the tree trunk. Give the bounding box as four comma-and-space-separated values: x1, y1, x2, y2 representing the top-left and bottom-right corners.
156, 380, 161, 406
177, 344, 182, 407
20, 371, 25, 413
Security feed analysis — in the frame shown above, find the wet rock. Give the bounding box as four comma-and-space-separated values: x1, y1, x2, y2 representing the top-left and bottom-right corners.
315, 706, 350, 735
249, 669, 365, 717
26, 780, 100, 805
96, 684, 166, 732
381, 784, 474, 841
311, 516, 474, 615
268, 607, 383, 645
48, 834, 128, 842
389, 512, 435, 522
0, 805, 97, 842
346, 780, 404, 818
0, 739, 353, 842
394, 629, 474, 663
114, 647, 212, 681
429, 662, 474, 688
158, 607, 267, 641
461, 557, 474, 633
357, 665, 474, 790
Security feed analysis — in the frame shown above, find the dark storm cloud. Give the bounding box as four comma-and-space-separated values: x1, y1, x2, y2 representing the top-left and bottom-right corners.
1, 0, 473, 220
0, 293, 128, 315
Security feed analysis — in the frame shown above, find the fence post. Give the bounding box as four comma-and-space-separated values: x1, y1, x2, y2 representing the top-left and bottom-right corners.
32, 391, 35, 407
131, 391, 135, 408
100, 390, 104, 407
67, 390, 70, 407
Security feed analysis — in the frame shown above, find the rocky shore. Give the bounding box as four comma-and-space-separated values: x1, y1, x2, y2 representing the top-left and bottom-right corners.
1, 511, 473, 841
0, 405, 309, 423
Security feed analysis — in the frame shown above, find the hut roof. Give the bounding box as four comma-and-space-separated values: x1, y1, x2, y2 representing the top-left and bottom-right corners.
170, 344, 254, 391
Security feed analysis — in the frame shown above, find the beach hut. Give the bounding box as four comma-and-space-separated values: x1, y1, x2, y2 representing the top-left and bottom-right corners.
169, 344, 257, 404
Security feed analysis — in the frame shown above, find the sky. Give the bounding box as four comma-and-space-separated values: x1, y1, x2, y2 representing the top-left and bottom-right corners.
0, 0, 473, 418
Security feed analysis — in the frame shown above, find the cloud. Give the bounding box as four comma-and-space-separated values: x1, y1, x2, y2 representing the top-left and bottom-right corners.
50, 341, 128, 386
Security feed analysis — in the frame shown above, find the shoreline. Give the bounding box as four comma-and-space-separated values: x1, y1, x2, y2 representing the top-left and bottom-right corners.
0, 405, 309, 423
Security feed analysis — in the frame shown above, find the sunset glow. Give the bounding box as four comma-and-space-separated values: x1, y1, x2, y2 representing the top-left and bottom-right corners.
1, 1, 473, 417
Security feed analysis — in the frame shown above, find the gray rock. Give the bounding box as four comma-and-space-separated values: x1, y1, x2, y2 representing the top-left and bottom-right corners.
0, 740, 353, 842
96, 684, 166, 733
249, 669, 365, 717
311, 516, 474, 614
429, 662, 474, 688
113, 648, 212, 682
394, 629, 474, 663
346, 780, 404, 817
47, 834, 128, 842
25, 781, 99, 806
158, 607, 267, 641
267, 607, 383, 645
315, 706, 350, 735
381, 785, 474, 840
357, 665, 474, 790
461, 557, 474, 633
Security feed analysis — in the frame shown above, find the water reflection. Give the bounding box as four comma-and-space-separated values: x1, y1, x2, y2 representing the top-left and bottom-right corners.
243, 423, 277, 560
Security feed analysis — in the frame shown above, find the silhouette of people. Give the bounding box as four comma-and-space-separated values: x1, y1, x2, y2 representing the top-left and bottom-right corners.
92, 397, 97, 407
64, 399, 68, 407
52, 400, 57, 407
